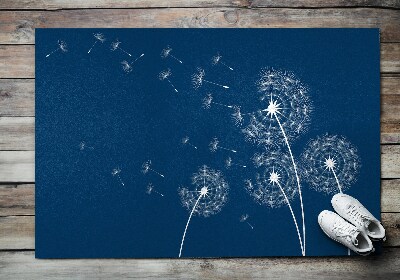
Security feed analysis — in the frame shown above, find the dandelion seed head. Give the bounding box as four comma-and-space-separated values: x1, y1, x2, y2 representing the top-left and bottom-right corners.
212, 54, 222, 65
121, 60, 132, 73
146, 183, 154, 195
93, 33, 106, 43
112, 167, 121, 176
301, 134, 361, 195
209, 137, 219, 153
232, 106, 244, 126
110, 39, 121, 51
178, 165, 229, 217
79, 141, 86, 150
192, 68, 205, 89
240, 214, 249, 222
58, 40, 68, 52
181, 136, 190, 145
225, 157, 233, 168
158, 68, 171, 80
161, 46, 172, 58
202, 93, 213, 109
246, 150, 298, 208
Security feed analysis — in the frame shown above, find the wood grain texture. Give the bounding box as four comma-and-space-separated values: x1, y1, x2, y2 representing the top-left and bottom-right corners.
0, 79, 34, 117
0, 184, 34, 216
0, 151, 34, 182
0, 8, 399, 44
0, 0, 399, 10
0, 117, 34, 150
381, 145, 400, 179
0, 249, 399, 279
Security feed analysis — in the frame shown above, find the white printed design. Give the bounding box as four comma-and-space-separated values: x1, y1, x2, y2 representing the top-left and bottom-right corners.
192, 68, 229, 90
240, 214, 254, 229
301, 134, 360, 195
142, 160, 165, 178
121, 53, 144, 73
159, 68, 178, 93
112, 167, 125, 186
245, 150, 303, 255
146, 183, 164, 197
161, 46, 183, 64
178, 165, 229, 257
88, 33, 106, 54
225, 157, 246, 169
202, 93, 233, 110
181, 136, 198, 150
46, 40, 68, 58
212, 53, 233, 71
209, 137, 237, 153
110, 39, 132, 56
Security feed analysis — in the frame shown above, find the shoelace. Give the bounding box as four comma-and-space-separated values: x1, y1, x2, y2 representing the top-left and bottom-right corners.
346, 204, 375, 234
332, 221, 360, 246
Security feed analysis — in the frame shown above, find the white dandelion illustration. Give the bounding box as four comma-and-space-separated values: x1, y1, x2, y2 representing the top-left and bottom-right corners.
159, 68, 178, 93
245, 150, 303, 255
301, 134, 360, 195
141, 160, 165, 178
209, 137, 237, 153
225, 157, 246, 169
110, 39, 132, 56
88, 33, 106, 54
79, 141, 94, 151
240, 214, 254, 229
212, 53, 233, 71
178, 165, 229, 257
112, 167, 125, 186
237, 68, 312, 253
192, 68, 229, 90
161, 46, 183, 64
121, 53, 145, 73
181, 136, 197, 150
202, 93, 233, 109
46, 40, 67, 58
146, 183, 164, 197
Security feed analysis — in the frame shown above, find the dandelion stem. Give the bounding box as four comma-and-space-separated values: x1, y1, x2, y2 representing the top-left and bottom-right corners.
46, 48, 58, 58
117, 175, 125, 187
188, 143, 198, 149
155, 190, 164, 197
331, 168, 343, 193
219, 146, 237, 153
221, 61, 234, 71
88, 41, 97, 53
170, 54, 183, 64
118, 47, 132, 57
213, 102, 233, 108
150, 168, 165, 178
276, 180, 304, 256
247, 221, 254, 229
166, 78, 178, 93
203, 80, 229, 89
275, 114, 306, 256
133, 53, 145, 63
179, 193, 203, 257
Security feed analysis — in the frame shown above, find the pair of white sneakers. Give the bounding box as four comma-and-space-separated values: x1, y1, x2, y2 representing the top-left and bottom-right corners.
318, 193, 386, 255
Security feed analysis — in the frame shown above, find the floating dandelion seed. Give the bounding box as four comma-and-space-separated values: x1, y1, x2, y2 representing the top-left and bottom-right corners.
161, 46, 183, 64
112, 167, 125, 186
121, 53, 145, 73
79, 141, 94, 151
178, 165, 229, 257
202, 93, 233, 110
225, 157, 246, 169
159, 68, 178, 93
46, 40, 68, 58
110, 39, 132, 56
88, 33, 106, 54
240, 214, 254, 229
209, 137, 237, 153
301, 134, 360, 195
181, 136, 198, 150
212, 53, 233, 71
245, 150, 304, 256
192, 68, 229, 90
146, 183, 164, 197
237, 68, 312, 254
141, 160, 165, 178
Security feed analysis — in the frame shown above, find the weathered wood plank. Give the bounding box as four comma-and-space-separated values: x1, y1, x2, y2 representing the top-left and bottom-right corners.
0, 117, 34, 150
0, 79, 34, 117
0, 8, 399, 44
381, 145, 400, 179
0, 249, 399, 279
0, 43, 399, 77
382, 180, 400, 213
0, 151, 34, 182
0, 184, 34, 216
0, 0, 399, 10
0, 213, 397, 251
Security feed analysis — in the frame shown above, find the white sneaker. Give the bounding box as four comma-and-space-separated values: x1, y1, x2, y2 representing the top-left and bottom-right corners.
331, 193, 386, 241
318, 210, 374, 255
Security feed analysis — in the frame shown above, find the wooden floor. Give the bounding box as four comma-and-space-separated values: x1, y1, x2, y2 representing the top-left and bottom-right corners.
0, 1, 399, 279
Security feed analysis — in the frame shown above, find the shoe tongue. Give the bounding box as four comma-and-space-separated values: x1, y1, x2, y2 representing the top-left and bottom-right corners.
350, 231, 360, 246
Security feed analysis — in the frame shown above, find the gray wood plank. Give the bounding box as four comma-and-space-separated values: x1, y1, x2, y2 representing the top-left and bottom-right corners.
0, 8, 399, 44
0, 117, 34, 150
0, 249, 399, 279
0, 79, 34, 117
0, 184, 34, 216
0, 151, 34, 182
